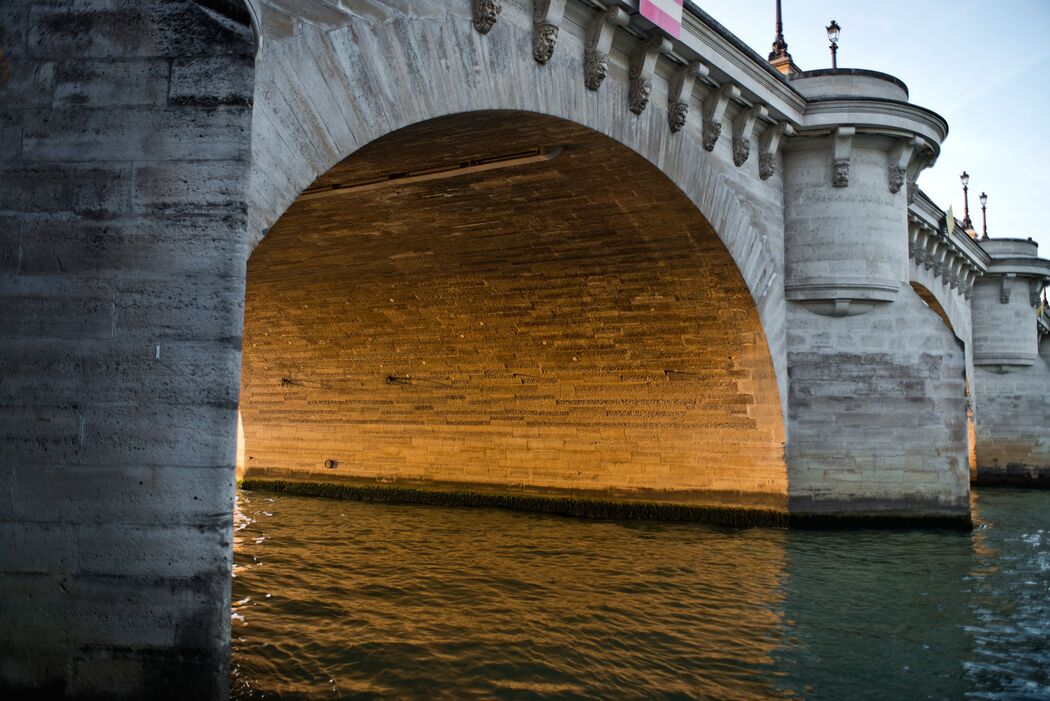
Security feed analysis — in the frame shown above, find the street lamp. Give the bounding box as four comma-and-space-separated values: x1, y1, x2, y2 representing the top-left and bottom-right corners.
980, 191, 988, 239
826, 20, 841, 69
960, 171, 972, 229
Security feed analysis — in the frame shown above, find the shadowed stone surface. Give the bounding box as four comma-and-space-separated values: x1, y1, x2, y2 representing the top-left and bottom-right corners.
0, 1, 254, 698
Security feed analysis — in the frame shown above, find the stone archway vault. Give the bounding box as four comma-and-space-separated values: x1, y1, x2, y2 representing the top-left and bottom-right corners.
240, 110, 787, 514
245, 0, 789, 409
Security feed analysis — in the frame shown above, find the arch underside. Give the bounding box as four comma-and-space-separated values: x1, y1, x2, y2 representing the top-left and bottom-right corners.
908, 268, 972, 345
241, 111, 788, 512
246, 0, 788, 407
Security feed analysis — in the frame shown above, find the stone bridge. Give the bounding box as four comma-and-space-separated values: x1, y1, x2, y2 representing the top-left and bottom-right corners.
1, 0, 1049, 697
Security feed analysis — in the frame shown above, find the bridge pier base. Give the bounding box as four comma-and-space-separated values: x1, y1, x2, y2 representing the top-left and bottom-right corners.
785, 295, 971, 521
970, 243, 1050, 487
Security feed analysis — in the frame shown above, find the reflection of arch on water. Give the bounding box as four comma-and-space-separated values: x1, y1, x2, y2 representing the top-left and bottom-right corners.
240, 110, 787, 512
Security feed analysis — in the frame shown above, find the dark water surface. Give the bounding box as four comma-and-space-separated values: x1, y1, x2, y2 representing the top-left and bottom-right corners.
231, 490, 1050, 699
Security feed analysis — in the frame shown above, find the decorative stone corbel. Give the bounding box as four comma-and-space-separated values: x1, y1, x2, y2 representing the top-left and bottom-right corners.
473, 0, 502, 34
905, 138, 936, 204
908, 220, 923, 260
666, 61, 708, 133
933, 241, 950, 282
922, 233, 941, 271
628, 35, 672, 114
532, 0, 567, 64
584, 6, 630, 91
831, 126, 855, 187
732, 104, 768, 167
1030, 279, 1044, 307
888, 137, 916, 194
920, 225, 937, 267
962, 266, 978, 299
701, 84, 740, 152
1000, 274, 1015, 304
949, 257, 963, 289
758, 122, 794, 179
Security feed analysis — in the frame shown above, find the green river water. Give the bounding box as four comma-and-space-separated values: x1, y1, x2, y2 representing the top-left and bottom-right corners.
231, 488, 1050, 700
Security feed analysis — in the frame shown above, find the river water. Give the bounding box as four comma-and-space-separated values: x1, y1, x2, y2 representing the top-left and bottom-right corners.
231, 489, 1050, 700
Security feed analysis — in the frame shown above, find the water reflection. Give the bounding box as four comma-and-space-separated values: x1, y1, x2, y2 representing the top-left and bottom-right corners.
774, 528, 975, 698
232, 490, 1050, 699
965, 491, 1050, 698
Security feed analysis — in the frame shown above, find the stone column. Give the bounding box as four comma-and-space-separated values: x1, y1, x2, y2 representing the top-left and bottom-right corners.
0, 2, 254, 698
970, 239, 1050, 485
781, 70, 970, 523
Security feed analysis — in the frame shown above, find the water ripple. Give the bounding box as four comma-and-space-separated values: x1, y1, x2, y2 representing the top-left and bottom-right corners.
232, 490, 1050, 699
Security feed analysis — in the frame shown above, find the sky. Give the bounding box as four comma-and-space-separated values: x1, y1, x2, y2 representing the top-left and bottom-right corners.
699, 0, 1050, 253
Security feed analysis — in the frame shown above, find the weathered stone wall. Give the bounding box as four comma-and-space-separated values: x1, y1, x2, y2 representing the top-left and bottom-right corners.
786, 290, 971, 518
240, 112, 787, 511
972, 275, 1050, 485
973, 359, 1050, 485
971, 274, 1040, 367
0, 1, 254, 697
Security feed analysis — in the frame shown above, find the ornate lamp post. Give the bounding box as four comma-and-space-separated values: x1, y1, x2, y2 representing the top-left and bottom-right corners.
960, 171, 973, 229
980, 192, 989, 239
770, 0, 790, 61
826, 20, 841, 69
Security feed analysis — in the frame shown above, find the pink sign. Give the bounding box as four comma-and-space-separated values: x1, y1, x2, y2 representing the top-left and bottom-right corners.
640, 0, 684, 38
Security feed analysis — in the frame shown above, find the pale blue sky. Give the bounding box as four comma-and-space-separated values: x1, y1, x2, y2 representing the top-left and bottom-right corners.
700, 0, 1050, 252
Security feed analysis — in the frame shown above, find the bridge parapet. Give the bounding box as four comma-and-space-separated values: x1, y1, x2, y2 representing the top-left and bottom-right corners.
908, 192, 988, 303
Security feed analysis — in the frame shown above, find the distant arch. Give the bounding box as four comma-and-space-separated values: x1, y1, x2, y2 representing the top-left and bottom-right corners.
911, 282, 955, 335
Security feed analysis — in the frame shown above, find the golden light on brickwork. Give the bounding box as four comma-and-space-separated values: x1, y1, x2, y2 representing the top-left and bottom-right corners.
239, 112, 787, 514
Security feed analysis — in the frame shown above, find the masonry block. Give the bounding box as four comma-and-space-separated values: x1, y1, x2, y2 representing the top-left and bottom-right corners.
0, 60, 55, 108
0, 276, 114, 340
133, 161, 250, 211
18, 213, 249, 278
53, 58, 170, 107
0, 163, 132, 215
0, 339, 242, 406
169, 55, 254, 107
0, 112, 22, 161
11, 464, 234, 526
21, 107, 251, 162
27, 1, 253, 60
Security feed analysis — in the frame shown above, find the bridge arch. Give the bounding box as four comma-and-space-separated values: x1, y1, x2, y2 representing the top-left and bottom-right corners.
240, 108, 788, 512
244, 0, 787, 402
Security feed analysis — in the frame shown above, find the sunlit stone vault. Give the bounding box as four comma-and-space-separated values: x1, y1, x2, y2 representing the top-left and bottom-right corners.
241, 111, 787, 510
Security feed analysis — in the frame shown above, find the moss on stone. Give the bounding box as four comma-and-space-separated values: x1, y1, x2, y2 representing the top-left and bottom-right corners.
239, 479, 975, 530
238, 478, 790, 528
